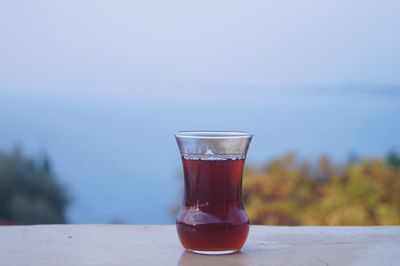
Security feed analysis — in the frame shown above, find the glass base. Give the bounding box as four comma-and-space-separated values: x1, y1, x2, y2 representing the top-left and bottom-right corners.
186, 249, 239, 255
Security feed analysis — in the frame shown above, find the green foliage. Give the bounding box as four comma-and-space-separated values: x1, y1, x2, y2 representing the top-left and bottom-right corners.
243, 152, 400, 225
0, 147, 69, 224
387, 150, 400, 168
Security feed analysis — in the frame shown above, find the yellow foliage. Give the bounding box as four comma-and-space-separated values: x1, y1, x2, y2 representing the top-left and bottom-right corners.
243, 154, 400, 225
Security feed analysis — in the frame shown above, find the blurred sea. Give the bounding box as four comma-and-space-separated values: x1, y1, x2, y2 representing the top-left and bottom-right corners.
0, 89, 399, 223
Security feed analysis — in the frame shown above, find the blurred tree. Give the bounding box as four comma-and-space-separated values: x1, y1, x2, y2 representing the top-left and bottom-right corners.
387, 150, 400, 168
0, 147, 69, 224
243, 152, 400, 225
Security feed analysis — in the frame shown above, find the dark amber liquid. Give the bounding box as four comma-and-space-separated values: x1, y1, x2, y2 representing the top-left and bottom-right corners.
176, 158, 249, 252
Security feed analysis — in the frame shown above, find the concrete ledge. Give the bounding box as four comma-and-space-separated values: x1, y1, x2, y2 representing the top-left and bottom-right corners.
0, 225, 399, 265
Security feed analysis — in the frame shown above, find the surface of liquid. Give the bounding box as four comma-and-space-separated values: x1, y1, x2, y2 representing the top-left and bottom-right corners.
176, 157, 249, 252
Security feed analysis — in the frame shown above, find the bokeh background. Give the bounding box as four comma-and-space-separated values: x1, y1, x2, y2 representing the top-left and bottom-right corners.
1, 0, 399, 225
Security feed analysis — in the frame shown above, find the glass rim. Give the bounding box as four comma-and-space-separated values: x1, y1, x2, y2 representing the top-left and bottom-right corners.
175, 130, 253, 139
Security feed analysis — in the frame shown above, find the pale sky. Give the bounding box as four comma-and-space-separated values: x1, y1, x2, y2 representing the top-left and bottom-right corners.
1, 0, 399, 101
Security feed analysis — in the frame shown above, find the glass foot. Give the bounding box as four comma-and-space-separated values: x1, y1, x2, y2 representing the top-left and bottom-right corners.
186, 249, 239, 255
